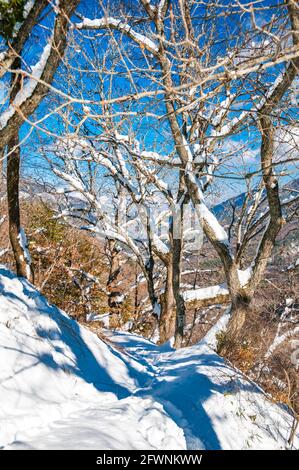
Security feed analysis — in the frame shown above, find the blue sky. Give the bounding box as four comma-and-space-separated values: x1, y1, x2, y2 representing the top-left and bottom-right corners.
1, 0, 298, 204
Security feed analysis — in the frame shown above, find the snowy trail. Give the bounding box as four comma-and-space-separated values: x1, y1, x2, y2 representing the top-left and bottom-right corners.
0, 266, 298, 450
105, 332, 207, 449
103, 331, 298, 450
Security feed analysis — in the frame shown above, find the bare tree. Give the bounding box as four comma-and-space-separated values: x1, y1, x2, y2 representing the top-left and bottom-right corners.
71, 0, 299, 346
0, 0, 80, 279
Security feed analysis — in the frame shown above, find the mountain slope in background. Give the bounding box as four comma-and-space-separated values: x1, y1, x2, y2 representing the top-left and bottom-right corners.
212, 177, 299, 219
0, 266, 297, 450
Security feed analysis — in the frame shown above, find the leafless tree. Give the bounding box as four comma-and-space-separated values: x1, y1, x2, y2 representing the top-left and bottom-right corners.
68, 0, 298, 346
0, 0, 80, 279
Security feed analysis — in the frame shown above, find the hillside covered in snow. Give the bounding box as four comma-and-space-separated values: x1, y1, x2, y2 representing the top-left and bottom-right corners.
0, 266, 297, 450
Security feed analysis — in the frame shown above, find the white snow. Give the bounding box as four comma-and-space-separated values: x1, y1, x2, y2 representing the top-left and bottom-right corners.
17, 228, 31, 278
183, 284, 229, 303
197, 201, 229, 245
0, 267, 297, 450
237, 267, 252, 287
153, 234, 169, 254
9, 0, 35, 37
286, 298, 294, 307
86, 312, 110, 327
183, 269, 251, 304
212, 93, 232, 127
202, 308, 230, 349
0, 43, 52, 130
0, 248, 8, 258
211, 110, 248, 137
113, 294, 125, 303
0, 266, 183, 450
23, 0, 35, 18
76, 17, 158, 53
153, 302, 161, 318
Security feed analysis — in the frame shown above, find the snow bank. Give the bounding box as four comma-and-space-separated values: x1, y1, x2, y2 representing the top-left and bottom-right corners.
0, 266, 184, 450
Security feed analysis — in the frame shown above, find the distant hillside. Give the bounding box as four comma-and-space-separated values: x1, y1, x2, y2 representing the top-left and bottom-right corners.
212, 177, 299, 220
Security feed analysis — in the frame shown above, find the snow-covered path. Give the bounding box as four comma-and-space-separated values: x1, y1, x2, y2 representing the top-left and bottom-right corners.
0, 266, 298, 450
106, 331, 297, 450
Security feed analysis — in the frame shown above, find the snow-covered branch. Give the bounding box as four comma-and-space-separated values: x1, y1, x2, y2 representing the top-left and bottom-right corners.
76, 17, 158, 54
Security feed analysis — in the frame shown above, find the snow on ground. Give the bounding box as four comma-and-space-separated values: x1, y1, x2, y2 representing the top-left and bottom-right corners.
0, 266, 297, 450
0, 266, 183, 450
108, 331, 298, 450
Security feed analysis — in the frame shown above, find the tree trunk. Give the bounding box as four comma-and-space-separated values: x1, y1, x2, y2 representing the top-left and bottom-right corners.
7, 135, 32, 279
159, 259, 176, 343
145, 257, 158, 314
226, 292, 251, 340
174, 294, 186, 348
6, 57, 32, 280
173, 234, 185, 349
106, 239, 122, 328
0, 148, 4, 185
145, 213, 159, 316
134, 262, 139, 317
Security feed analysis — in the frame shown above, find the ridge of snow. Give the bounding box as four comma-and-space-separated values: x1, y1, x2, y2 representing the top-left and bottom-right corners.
183, 269, 251, 303
76, 17, 158, 53
183, 283, 229, 302
0, 43, 52, 130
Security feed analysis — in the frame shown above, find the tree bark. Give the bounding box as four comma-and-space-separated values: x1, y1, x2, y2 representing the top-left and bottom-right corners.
106, 239, 122, 328
159, 257, 176, 343
225, 291, 251, 343
145, 211, 159, 315
172, 189, 187, 348
7, 133, 32, 279
6, 57, 32, 280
